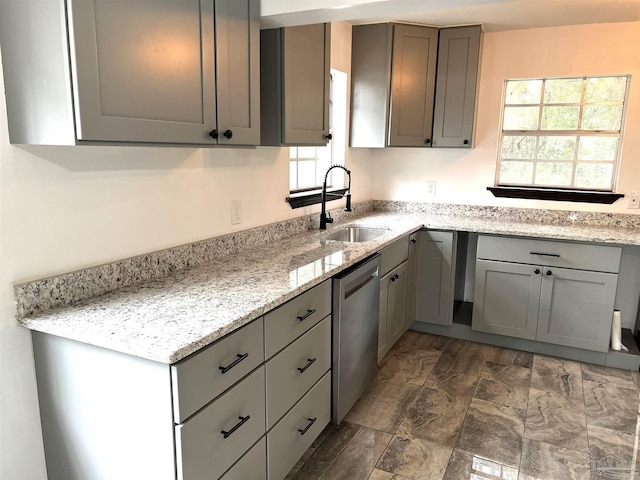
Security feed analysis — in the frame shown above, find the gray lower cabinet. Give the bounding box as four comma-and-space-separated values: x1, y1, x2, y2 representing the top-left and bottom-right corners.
350, 23, 438, 147
379, 261, 408, 361
260, 24, 331, 146
405, 233, 419, 330
472, 235, 622, 352
432, 26, 482, 148
0, 0, 260, 146
415, 231, 457, 326
220, 438, 266, 480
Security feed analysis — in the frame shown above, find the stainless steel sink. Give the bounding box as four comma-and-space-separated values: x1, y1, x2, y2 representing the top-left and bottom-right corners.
323, 226, 388, 243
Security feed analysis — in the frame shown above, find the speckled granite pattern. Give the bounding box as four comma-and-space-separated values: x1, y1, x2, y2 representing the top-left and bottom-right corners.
16, 203, 640, 364
14, 201, 376, 318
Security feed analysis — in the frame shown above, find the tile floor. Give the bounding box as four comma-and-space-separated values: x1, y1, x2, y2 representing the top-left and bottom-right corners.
286, 331, 640, 480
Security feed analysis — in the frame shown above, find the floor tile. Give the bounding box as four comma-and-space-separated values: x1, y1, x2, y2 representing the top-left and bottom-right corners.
398, 373, 478, 447
376, 434, 452, 480
431, 339, 490, 378
519, 438, 590, 480
581, 363, 636, 390
583, 379, 639, 435
345, 378, 422, 434
443, 449, 519, 480
286, 421, 392, 480
530, 355, 583, 399
524, 388, 588, 453
588, 425, 640, 479
376, 348, 442, 386
475, 361, 531, 409
513, 350, 533, 369
368, 468, 412, 479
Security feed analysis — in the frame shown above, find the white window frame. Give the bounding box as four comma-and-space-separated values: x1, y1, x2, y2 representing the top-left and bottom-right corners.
495, 75, 630, 192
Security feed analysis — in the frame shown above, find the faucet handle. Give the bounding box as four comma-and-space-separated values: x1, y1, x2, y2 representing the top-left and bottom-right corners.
326, 212, 334, 224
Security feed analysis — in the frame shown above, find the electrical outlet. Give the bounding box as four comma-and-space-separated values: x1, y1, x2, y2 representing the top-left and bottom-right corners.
231, 200, 242, 224
426, 181, 436, 196
629, 193, 640, 209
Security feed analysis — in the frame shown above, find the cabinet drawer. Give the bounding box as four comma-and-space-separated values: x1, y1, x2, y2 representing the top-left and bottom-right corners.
175, 367, 266, 480
220, 437, 266, 480
267, 372, 331, 480
477, 235, 622, 273
265, 316, 331, 429
264, 280, 331, 359
380, 236, 410, 277
171, 318, 264, 423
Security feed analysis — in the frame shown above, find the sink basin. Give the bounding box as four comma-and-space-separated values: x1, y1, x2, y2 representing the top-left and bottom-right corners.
323, 226, 388, 243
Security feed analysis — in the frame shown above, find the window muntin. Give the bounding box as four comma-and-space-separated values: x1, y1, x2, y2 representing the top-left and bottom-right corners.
496, 75, 629, 191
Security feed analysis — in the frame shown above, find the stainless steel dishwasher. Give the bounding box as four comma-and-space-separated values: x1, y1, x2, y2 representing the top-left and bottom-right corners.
332, 254, 381, 424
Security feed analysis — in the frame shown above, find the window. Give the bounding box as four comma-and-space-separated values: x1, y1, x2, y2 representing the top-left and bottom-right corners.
289, 69, 347, 195
495, 76, 629, 193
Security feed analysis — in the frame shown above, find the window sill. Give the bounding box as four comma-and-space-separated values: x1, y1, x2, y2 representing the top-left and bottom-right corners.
487, 186, 624, 204
286, 188, 348, 209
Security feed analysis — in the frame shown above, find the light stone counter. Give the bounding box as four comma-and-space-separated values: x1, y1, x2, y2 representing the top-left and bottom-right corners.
16, 206, 640, 364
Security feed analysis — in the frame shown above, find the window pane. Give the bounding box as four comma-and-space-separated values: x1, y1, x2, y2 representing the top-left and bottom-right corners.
585, 76, 627, 103
541, 106, 579, 129
574, 163, 614, 189
297, 147, 318, 159
537, 136, 576, 160
534, 162, 572, 186
499, 161, 533, 184
297, 160, 317, 189
505, 80, 542, 104
501, 135, 536, 159
289, 147, 298, 159
577, 136, 618, 161
503, 106, 539, 130
582, 105, 624, 130
544, 78, 582, 104
289, 161, 297, 190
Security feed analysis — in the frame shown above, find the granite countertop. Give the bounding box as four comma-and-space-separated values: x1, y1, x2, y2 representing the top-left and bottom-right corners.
18, 210, 639, 364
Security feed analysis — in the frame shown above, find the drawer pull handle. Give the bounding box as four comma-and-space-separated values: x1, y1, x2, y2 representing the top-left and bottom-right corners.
297, 309, 317, 321
298, 417, 317, 436
221, 415, 251, 439
530, 252, 560, 257
297, 357, 317, 373
219, 353, 249, 374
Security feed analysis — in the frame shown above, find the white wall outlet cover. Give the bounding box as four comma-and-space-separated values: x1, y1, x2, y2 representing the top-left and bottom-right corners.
231, 200, 242, 224
426, 181, 436, 196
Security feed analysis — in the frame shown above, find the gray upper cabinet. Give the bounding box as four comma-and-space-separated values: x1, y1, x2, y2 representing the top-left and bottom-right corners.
432, 26, 482, 148
350, 23, 437, 148
260, 24, 331, 146
0, 0, 260, 146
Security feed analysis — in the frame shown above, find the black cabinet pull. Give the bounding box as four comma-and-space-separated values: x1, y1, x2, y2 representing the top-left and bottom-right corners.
221, 415, 250, 439
297, 309, 316, 321
411, 238, 417, 244
391, 273, 399, 282
209, 129, 219, 139
298, 417, 317, 436
530, 251, 560, 257
223, 129, 233, 139
297, 357, 317, 373
463, 139, 469, 145
546, 270, 553, 276
325, 133, 332, 140
425, 138, 431, 144
534, 269, 540, 275
219, 353, 249, 374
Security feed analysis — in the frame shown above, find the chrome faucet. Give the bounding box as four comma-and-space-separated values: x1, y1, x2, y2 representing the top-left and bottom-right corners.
320, 165, 352, 229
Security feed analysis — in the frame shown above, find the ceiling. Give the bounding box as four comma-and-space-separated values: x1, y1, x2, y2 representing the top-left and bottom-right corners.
260, 0, 640, 32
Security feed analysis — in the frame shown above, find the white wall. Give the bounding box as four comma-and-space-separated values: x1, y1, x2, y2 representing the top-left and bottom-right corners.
372, 21, 640, 214
0, 22, 371, 479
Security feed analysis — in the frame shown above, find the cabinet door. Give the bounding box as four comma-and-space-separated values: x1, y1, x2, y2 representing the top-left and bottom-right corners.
388, 24, 438, 147
432, 26, 482, 148
405, 233, 418, 330
214, 0, 260, 146
537, 267, 618, 352
283, 23, 331, 145
416, 231, 457, 326
68, 0, 217, 144
472, 260, 542, 340
387, 261, 408, 348
378, 273, 390, 362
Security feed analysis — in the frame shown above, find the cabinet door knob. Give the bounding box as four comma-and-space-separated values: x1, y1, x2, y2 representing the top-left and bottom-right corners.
391, 273, 399, 282
534, 269, 540, 274
209, 129, 219, 139
425, 138, 431, 144
463, 139, 469, 145
411, 238, 417, 244
223, 129, 233, 139
325, 133, 333, 140
546, 270, 553, 276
